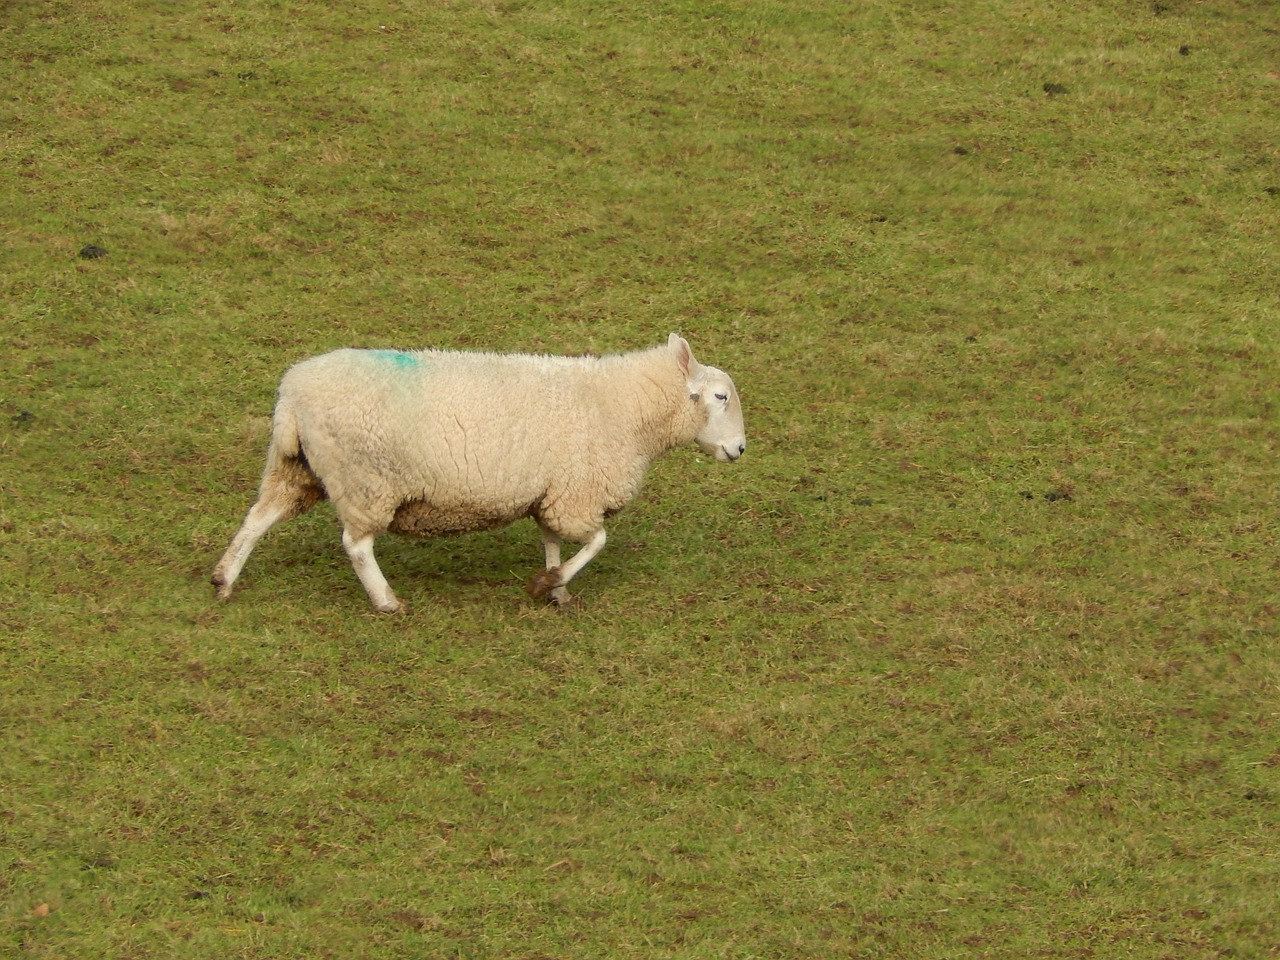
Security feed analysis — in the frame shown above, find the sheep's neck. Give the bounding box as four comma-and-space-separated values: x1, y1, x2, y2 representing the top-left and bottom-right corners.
596, 350, 695, 460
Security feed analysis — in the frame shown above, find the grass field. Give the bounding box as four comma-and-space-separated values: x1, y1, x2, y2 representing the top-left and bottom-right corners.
2, 0, 1278, 956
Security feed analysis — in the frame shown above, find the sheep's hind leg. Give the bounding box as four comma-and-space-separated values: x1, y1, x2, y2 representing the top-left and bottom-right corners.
342, 529, 403, 614
527, 527, 606, 606
213, 476, 319, 599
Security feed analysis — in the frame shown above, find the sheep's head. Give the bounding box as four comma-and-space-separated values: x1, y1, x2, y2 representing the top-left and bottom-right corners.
669, 333, 746, 463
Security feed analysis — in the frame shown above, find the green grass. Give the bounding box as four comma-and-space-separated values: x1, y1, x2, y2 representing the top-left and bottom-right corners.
3, 0, 1278, 957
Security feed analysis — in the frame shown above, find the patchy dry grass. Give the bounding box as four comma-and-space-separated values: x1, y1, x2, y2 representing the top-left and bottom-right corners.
2, 0, 1278, 957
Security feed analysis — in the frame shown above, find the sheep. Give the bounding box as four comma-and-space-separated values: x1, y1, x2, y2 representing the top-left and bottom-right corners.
211, 333, 746, 611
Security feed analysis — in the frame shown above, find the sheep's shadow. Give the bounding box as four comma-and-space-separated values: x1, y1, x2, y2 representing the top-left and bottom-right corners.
235, 510, 623, 606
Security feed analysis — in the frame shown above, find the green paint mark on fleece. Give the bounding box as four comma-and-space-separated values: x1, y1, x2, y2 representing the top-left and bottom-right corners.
371, 350, 421, 369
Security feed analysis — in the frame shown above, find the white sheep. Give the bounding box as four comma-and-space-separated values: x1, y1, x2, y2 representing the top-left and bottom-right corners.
212, 333, 746, 610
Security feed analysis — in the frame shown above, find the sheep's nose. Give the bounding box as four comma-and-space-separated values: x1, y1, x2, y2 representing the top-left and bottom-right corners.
726, 442, 745, 461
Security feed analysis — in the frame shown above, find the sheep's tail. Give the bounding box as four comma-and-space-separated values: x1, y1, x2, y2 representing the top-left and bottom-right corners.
257, 393, 322, 495
268, 394, 303, 463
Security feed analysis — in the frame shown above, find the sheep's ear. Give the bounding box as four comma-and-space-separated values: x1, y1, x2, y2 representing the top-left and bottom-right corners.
669, 332, 696, 376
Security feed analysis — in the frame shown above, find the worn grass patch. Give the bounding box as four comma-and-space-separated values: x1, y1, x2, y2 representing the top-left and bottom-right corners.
2, 1, 1278, 957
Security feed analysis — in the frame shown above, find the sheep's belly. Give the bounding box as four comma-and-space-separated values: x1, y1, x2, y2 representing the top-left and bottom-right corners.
389, 498, 525, 537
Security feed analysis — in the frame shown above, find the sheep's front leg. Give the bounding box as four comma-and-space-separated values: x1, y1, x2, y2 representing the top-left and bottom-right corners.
342, 529, 403, 613
530, 526, 572, 605
527, 527, 606, 605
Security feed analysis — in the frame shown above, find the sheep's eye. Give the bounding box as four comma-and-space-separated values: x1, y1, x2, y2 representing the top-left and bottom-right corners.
715, 392, 728, 402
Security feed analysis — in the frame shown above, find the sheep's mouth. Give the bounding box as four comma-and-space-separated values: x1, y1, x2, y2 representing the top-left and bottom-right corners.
698, 439, 744, 462
716, 444, 744, 462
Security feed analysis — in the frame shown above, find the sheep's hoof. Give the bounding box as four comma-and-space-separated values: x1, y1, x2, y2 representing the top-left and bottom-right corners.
374, 597, 405, 614
526, 567, 562, 601
551, 589, 581, 611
